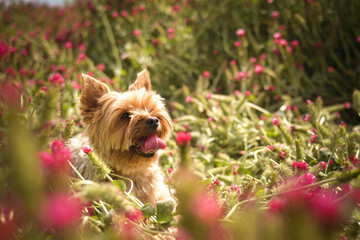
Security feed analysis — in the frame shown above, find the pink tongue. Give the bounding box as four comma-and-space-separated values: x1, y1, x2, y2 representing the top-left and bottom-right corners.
139, 134, 166, 153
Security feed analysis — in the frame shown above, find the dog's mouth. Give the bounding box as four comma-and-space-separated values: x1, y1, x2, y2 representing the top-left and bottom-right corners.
130, 134, 166, 158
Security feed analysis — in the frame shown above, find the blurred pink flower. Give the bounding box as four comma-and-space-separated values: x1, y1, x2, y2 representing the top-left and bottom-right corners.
77, 53, 86, 61
291, 40, 299, 47
0, 42, 8, 58
267, 145, 274, 151
121, 10, 128, 17
185, 96, 192, 102
293, 160, 308, 171
82, 146, 92, 154
206, 92, 213, 99
0, 82, 22, 108
271, 11, 280, 18
304, 114, 310, 121
254, 64, 264, 74
269, 197, 287, 213
133, 29, 141, 37
236, 28, 245, 37
319, 161, 327, 170
111, 11, 119, 18
39, 193, 83, 230
208, 116, 214, 122
64, 41, 72, 49
272, 117, 279, 126
203, 71, 211, 78
125, 209, 143, 222
98, 63, 105, 71
230, 60, 237, 65
357, 36, 360, 43
279, 151, 287, 159
234, 41, 241, 47
310, 133, 317, 143
190, 192, 223, 225
328, 66, 334, 72
49, 72, 65, 87
249, 57, 257, 63
39, 139, 71, 172
260, 53, 267, 60
344, 102, 351, 109
273, 32, 282, 39
299, 172, 316, 185
176, 131, 191, 146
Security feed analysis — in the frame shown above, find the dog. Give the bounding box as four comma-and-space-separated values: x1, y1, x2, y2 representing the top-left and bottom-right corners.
69, 70, 173, 206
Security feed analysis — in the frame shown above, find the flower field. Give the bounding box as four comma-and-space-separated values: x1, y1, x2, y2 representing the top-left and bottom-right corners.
1, 0, 360, 239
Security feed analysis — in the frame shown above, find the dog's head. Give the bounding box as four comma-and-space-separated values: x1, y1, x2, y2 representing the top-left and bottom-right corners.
79, 70, 172, 167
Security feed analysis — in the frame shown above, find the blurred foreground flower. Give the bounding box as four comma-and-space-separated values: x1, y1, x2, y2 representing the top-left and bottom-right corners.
39, 193, 83, 230
39, 139, 71, 172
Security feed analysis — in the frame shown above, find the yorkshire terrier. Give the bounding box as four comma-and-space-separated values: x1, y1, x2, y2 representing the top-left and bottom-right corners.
70, 70, 173, 206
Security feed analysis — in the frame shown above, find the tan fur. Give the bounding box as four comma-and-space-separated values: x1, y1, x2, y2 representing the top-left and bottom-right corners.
76, 70, 173, 206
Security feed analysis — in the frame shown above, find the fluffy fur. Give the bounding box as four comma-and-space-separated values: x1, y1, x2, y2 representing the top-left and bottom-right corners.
69, 70, 173, 206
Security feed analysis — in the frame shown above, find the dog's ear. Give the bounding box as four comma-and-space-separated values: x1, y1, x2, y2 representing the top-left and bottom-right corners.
128, 69, 151, 91
80, 74, 110, 123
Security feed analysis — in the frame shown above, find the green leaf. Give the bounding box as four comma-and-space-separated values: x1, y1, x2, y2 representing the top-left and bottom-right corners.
112, 180, 127, 192
156, 200, 174, 224
140, 203, 156, 218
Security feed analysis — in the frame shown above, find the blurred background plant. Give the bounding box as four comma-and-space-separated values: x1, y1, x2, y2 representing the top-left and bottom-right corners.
1, 0, 360, 239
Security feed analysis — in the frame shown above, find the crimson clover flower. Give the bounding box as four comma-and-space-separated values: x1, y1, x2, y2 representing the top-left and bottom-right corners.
39, 139, 71, 172
39, 193, 83, 230
176, 131, 192, 146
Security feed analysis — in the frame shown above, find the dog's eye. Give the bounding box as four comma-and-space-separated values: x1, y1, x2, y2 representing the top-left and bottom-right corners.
121, 112, 130, 119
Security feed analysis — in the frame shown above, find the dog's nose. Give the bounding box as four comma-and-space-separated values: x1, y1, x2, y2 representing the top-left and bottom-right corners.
145, 117, 159, 129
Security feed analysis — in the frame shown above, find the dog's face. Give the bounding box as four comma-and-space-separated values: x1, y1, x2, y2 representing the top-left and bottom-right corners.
79, 70, 172, 169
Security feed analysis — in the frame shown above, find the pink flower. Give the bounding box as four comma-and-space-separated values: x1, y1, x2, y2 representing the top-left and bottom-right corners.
344, 102, 351, 109
245, 90, 251, 97
111, 11, 119, 18
310, 133, 317, 143
357, 36, 360, 43
0, 42, 9, 58
0, 82, 22, 108
293, 161, 308, 171
82, 146, 92, 154
125, 209, 143, 222
39, 139, 71, 172
299, 172, 316, 185
79, 44, 86, 52
254, 64, 264, 74
271, 11, 280, 18
39, 193, 83, 230
152, 38, 160, 45
310, 192, 341, 228
208, 116, 214, 122
64, 41, 72, 49
230, 60, 237, 65
272, 117, 279, 126
249, 57, 257, 63
237, 71, 247, 79
279, 39, 288, 46
273, 32, 282, 39
203, 71, 211, 78
234, 90, 240, 97
260, 53, 267, 60
234, 41, 241, 47
206, 92, 212, 99
185, 96, 192, 102
77, 53, 86, 61
291, 40, 299, 47
49, 72, 65, 87
190, 192, 223, 225
176, 131, 191, 146
319, 161, 327, 170
97, 63, 105, 71
328, 66, 334, 72
40, 86, 48, 92
167, 168, 173, 173
167, 27, 175, 34
121, 10, 128, 17
269, 197, 287, 213
279, 151, 287, 159
267, 145, 275, 151
304, 114, 310, 122
236, 28, 246, 37
133, 29, 141, 37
